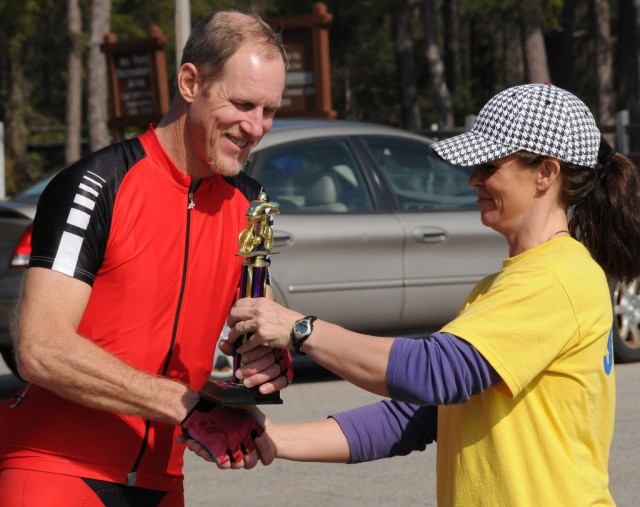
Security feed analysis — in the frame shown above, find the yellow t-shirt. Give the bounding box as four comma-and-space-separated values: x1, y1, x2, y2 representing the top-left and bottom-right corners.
439, 237, 615, 506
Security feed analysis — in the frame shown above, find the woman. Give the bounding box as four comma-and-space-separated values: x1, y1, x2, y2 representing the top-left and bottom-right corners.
217, 84, 640, 505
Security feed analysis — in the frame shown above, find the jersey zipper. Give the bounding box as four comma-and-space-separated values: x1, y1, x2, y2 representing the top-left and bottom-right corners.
9, 383, 31, 408
127, 181, 201, 486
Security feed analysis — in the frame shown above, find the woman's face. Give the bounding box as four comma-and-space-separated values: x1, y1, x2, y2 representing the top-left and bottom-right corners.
468, 155, 541, 236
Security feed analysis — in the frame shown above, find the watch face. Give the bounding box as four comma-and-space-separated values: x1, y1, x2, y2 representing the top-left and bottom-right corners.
294, 320, 310, 337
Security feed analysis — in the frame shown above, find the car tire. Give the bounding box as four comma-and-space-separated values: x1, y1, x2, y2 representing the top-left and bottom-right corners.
609, 278, 640, 363
0, 344, 22, 378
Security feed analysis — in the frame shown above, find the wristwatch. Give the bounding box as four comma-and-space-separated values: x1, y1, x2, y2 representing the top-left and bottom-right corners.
290, 315, 318, 354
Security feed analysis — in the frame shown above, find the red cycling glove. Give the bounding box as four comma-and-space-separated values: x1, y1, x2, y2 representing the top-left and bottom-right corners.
181, 400, 263, 464
274, 348, 294, 385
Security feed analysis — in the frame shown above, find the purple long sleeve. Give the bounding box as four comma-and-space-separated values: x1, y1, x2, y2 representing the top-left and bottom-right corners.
331, 400, 437, 463
386, 332, 500, 405
331, 332, 500, 463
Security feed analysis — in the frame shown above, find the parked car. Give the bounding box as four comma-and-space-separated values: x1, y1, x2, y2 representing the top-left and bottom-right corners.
0, 177, 48, 375
1, 119, 639, 378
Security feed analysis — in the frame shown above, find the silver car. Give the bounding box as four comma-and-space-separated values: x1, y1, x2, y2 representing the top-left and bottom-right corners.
246, 120, 506, 338
1, 119, 638, 378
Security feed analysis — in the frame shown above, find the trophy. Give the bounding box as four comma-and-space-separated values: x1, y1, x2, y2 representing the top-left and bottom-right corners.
199, 192, 283, 406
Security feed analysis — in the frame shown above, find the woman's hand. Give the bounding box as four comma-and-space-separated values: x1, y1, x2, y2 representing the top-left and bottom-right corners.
224, 297, 303, 354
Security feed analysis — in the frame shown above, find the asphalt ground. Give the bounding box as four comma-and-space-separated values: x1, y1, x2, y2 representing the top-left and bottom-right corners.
1, 358, 638, 506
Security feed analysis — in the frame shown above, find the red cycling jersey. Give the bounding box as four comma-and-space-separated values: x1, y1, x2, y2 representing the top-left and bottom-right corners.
0, 127, 263, 492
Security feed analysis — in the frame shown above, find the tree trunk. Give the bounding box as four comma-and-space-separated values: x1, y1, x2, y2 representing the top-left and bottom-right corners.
6, 59, 32, 190
545, 0, 576, 91
65, 0, 83, 164
468, 18, 498, 107
520, 1, 551, 83
501, 17, 524, 86
392, 0, 422, 132
88, 0, 111, 151
633, 0, 640, 118
617, 0, 637, 115
422, 0, 454, 128
593, 0, 614, 126
441, 0, 458, 93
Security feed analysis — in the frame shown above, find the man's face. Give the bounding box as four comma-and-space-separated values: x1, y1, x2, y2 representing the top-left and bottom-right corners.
188, 46, 286, 178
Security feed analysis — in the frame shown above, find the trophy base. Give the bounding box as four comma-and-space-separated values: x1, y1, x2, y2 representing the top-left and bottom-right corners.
199, 380, 283, 406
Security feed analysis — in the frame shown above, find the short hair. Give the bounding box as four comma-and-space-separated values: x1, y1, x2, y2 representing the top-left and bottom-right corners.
180, 10, 288, 83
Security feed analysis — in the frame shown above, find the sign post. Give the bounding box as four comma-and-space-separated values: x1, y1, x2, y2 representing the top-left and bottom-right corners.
175, 0, 191, 74
101, 26, 170, 140
0, 122, 4, 200
267, 2, 336, 118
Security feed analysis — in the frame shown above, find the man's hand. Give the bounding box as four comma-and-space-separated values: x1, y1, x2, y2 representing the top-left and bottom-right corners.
180, 400, 263, 467
218, 343, 294, 394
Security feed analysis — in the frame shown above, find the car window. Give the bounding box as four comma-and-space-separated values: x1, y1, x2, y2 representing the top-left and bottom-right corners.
362, 137, 476, 210
252, 139, 374, 213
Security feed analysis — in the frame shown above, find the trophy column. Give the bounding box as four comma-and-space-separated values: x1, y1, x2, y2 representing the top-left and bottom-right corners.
199, 192, 283, 406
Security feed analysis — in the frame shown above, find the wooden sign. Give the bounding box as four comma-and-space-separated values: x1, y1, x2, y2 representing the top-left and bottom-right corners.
102, 26, 170, 139
267, 3, 336, 118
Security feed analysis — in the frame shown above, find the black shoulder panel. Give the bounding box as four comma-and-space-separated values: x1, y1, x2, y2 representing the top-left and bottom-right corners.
29, 138, 147, 285
223, 171, 264, 203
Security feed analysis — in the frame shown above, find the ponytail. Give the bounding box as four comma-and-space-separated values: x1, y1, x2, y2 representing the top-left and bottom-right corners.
563, 137, 640, 282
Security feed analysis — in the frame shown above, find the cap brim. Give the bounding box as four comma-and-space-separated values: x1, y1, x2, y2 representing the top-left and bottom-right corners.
430, 131, 517, 166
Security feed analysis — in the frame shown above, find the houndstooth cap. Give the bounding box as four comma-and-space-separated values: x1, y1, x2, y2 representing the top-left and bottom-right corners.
431, 83, 601, 168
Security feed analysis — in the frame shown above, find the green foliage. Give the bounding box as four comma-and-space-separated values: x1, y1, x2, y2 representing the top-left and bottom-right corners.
3, 151, 49, 196
461, 0, 564, 22
264, 0, 401, 122
0, 0, 70, 193
0, 0, 68, 121
108, 0, 238, 89
0, 0, 628, 195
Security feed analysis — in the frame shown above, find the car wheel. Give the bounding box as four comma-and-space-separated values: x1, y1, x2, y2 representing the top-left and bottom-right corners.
609, 278, 640, 363
0, 344, 21, 378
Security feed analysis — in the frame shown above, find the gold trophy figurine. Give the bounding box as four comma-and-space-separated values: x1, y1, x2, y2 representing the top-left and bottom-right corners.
238, 192, 279, 254
199, 192, 283, 405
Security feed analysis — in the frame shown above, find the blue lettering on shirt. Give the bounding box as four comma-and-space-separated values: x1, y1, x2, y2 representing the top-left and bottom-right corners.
603, 329, 613, 375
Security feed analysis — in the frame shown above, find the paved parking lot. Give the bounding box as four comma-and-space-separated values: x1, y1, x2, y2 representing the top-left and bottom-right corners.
184, 362, 435, 507
1, 359, 638, 506
182, 360, 640, 507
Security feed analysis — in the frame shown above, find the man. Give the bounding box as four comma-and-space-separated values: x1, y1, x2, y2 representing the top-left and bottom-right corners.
0, 10, 290, 506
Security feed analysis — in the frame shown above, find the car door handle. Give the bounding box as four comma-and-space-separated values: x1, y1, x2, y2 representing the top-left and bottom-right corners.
413, 227, 447, 243
273, 232, 292, 247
